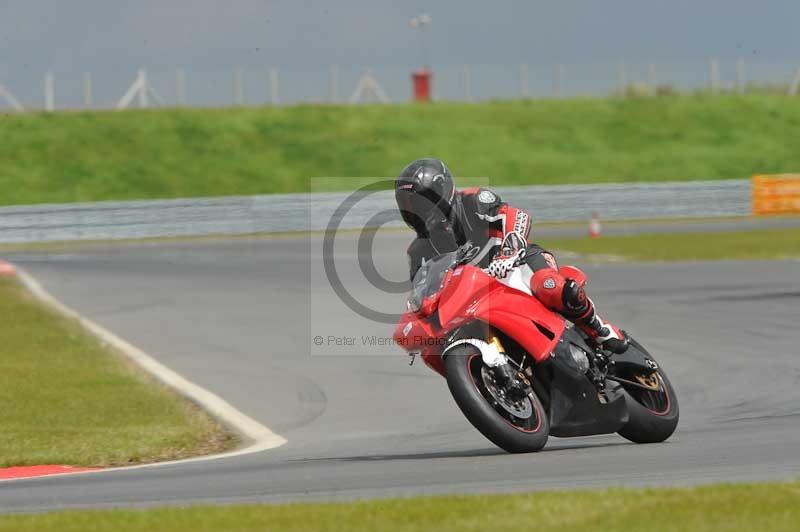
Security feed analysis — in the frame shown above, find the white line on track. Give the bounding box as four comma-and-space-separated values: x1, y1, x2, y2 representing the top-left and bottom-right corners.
2, 267, 287, 483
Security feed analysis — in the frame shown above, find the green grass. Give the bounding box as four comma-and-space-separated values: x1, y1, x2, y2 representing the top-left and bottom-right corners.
0, 481, 798, 531
1, 94, 799, 206
0, 277, 235, 467
541, 227, 800, 261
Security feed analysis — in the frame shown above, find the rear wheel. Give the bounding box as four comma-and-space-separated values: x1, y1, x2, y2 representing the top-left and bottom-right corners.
445, 345, 549, 453
615, 359, 679, 444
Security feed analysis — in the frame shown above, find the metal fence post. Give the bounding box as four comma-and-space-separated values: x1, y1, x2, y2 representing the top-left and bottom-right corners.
269, 68, 279, 105
463, 65, 472, 101
709, 58, 720, 94
83, 72, 93, 108
330, 65, 339, 103
0, 84, 25, 111
234, 67, 244, 106
553, 64, 563, 98
617, 60, 628, 95
520, 64, 529, 98
176, 69, 186, 106
349, 70, 390, 104
138, 69, 149, 107
736, 59, 746, 94
649, 63, 658, 96
118, 69, 162, 110
44, 71, 55, 111
788, 67, 800, 96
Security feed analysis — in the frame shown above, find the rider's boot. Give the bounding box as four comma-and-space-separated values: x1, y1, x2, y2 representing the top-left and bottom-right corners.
556, 277, 629, 354
573, 300, 629, 354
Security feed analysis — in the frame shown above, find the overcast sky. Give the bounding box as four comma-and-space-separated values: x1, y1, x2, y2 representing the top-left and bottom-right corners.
2, 1, 799, 105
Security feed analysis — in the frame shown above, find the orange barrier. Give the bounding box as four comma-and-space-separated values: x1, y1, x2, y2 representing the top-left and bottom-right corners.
752, 174, 800, 215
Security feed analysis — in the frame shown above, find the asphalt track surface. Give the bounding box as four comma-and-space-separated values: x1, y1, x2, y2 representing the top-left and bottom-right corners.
1, 228, 799, 512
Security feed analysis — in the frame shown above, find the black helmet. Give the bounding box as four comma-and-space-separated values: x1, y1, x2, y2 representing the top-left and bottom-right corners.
395, 158, 455, 236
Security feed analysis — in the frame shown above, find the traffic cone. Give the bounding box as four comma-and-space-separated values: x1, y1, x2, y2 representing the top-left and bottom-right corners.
589, 212, 602, 238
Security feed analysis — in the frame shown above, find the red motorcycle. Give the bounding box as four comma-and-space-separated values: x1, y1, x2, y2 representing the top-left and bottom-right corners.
393, 243, 679, 453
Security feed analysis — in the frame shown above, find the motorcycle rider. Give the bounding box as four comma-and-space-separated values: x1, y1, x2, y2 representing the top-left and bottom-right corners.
395, 158, 629, 364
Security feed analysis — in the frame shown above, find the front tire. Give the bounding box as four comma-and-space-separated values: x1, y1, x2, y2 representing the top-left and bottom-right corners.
445, 345, 549, 453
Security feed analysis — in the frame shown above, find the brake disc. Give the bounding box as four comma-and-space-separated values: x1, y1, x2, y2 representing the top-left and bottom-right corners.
481, 366, 533, 419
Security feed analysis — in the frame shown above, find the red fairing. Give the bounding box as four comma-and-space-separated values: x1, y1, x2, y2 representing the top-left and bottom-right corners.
393, 313, 442, 351
438, 266, 565, 363
469, 284, 564, 363
395, 264, 569, 375
393, 313, 447, 376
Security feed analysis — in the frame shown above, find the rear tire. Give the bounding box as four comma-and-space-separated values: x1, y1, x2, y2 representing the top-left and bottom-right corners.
445, 345, 549, 453
617, 364, 679, 444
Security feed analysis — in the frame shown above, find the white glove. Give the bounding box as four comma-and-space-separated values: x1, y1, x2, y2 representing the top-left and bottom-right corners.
485, 253, 520, 279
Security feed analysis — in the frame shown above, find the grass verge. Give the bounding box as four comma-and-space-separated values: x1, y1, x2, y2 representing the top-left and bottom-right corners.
1, 94, 799, 205
0, 481, 797, 531
541, 227, 800, 261
0, 277, 236, 467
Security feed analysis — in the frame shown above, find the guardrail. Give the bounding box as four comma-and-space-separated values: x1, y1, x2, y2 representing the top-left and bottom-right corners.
0, 180, 750, 243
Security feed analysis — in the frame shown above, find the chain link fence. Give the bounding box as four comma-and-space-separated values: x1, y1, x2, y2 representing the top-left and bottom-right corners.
2, 58, 800, 111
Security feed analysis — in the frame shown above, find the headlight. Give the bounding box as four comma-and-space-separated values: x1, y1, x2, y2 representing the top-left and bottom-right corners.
407, 294, 422, 313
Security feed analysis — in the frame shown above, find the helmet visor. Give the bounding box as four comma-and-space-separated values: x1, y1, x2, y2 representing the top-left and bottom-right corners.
396, 188, 449, 234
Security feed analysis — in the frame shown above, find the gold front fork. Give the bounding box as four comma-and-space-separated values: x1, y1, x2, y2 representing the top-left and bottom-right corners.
488, 333, 533, 384
488, 334, 506, 356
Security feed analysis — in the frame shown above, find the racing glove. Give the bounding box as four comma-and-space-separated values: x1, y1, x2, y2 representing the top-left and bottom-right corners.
485, 252, 521, 279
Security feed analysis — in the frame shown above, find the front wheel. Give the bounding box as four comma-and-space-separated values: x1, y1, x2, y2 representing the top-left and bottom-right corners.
445, 345, 549, 453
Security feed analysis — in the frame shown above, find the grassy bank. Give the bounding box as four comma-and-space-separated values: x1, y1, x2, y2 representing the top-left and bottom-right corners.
0, 277, 235, 467
1, 94, 798, 205
541, 227, 800, 261
1, 481, 798, 531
